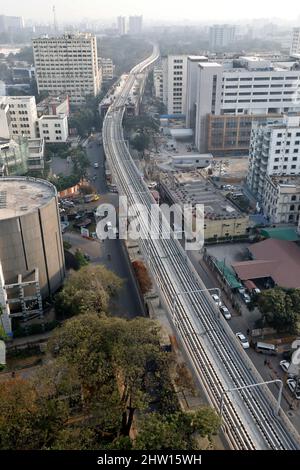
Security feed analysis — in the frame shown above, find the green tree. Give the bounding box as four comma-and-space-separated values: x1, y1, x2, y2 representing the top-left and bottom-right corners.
0, 377, 68, 450
190, 407, 221, 438
134, 412, 190, 450
52, 427, 98, 450
71, 148, 90, 180
47, 314, 169, 438
74, 249, 89, 270
131, 133, 150, 154
135, 408, 221, 450
54, 265, 122, 318
257, 288, 299, 333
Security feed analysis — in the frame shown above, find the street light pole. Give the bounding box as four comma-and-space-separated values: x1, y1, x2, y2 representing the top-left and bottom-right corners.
220, 379, 284, 418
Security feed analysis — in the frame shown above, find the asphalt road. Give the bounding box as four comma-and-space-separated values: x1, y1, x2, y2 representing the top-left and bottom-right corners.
65, 140, 145, 320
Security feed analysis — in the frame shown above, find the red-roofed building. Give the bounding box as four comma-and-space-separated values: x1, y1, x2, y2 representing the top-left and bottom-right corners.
232, 239, 300, 289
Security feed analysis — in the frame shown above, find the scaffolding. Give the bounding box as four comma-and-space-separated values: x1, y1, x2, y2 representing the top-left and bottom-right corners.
3, 268, 44, 329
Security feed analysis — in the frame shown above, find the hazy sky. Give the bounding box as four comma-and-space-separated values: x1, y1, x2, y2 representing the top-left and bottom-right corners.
2, 0, 300, 23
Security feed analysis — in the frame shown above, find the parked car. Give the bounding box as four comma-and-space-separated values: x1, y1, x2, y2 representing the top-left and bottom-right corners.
94, 162, 99, 168
280, 360, 296, 377
211, 293, 222, 307
238, 288, 251, 304
286, 379, 300, 400
236, 332, 250, 349
219, 305, 232, 320
280, 360, 290, 374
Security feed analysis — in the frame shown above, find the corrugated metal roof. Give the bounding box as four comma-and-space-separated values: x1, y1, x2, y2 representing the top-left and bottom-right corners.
260, 227, 300, 242
232, 239, 300, 289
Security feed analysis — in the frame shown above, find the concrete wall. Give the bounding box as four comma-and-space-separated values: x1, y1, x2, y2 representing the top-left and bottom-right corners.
0, 196, 65, 297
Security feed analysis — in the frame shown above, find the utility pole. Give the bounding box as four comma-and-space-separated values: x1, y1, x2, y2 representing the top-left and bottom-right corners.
220, 379, 284, 418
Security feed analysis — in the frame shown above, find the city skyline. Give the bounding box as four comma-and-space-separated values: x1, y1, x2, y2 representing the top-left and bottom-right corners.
1, 0, 300, 24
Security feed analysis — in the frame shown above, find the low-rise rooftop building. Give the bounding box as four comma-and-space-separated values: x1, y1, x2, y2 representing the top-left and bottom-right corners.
160, 172, 250, 242
232, 238, 300, 289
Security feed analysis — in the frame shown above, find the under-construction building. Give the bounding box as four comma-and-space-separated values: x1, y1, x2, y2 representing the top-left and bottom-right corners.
0, 177, 65, 335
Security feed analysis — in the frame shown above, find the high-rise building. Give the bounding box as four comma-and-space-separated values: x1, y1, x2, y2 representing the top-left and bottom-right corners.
33, 33, 101, 105
161, 55, 189, 115
186, 55, 300, 153
0, 15, 24, 33
117, 16, 126, 35
128, 15, 143, 35
290, 27, 300, 56
209, 24, 236, 51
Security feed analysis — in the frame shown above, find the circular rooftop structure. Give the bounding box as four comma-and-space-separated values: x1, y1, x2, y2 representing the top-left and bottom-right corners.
0, 177, 64, 298
0, 177, 57, 220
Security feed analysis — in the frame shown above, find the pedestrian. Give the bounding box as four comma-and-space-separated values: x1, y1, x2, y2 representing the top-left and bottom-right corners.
264, 359, 268, 366
247, 328, 250, 336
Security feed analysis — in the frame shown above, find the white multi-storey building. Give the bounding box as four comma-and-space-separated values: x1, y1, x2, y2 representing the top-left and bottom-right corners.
161, 55, 188, 115
33, 33, 101, 105
0, 96, 37, 139
209, 24, 236, 51
186, 55, 300, 152
290, 28, 300, 57
247, 115, 300, 200
37, 115, 68, 143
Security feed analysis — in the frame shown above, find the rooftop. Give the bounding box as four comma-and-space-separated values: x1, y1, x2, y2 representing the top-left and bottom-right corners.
161, 172, 244, 220
232, 238, 300, 288
0, 177, 56, 220
260, 227, 300, 242
199, 62, 222, 68
39, 115, 66, 121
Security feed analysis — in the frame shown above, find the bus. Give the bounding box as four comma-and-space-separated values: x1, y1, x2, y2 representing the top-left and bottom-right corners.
255, 342, 278, 356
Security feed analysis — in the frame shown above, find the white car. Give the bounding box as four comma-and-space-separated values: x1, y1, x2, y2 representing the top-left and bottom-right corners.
242, 292, 251, 304
219, 305, 232, 320
94, 162, 99, 168
236, 332, 250, 349
211, 293, 222, 307
280, 360, 290, 374
287, 379, 300, 400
